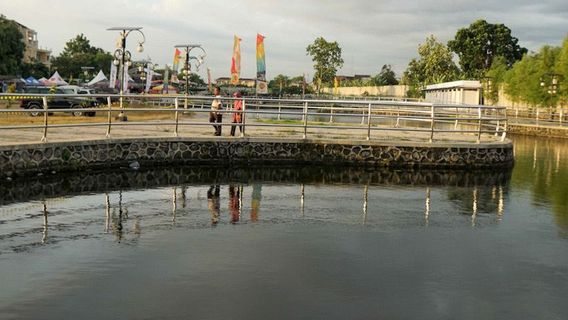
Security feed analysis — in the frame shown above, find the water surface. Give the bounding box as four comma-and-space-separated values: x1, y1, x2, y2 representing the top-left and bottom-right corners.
0, 136, 567, 319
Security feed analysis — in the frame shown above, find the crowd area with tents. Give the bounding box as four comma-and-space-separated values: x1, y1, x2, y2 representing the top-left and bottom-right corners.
0, 69, 184, 95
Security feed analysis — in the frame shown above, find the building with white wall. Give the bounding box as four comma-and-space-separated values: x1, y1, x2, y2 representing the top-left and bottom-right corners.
424, 80, 481, 105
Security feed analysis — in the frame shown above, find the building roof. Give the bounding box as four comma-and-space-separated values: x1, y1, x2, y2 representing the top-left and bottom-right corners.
424, 80, 481, 91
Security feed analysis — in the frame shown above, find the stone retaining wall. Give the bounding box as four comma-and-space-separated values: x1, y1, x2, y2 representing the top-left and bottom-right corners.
509, 124, 568, 139
0, 138, 514, 178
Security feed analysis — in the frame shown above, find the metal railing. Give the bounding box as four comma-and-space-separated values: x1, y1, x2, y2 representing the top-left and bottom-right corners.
0, 93, 508, 144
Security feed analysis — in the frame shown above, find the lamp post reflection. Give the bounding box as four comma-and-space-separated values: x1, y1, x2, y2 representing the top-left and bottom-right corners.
172, 187, 178, 225
425, 187, 431, 226
42, 200, 48, 244
362, 184, 369, 225
300, 184, 305, 217
472, 187, 479, 227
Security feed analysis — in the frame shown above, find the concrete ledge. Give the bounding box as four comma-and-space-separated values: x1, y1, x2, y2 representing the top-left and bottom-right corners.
0, 137, 514, 177
509, 124, 568, 139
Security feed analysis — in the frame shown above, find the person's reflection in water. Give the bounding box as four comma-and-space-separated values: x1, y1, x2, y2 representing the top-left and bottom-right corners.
207, 185, 221, 226
229, 185, 240, 224
250, 184, 262, 222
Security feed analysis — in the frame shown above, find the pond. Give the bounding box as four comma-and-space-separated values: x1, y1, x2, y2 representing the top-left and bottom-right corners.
0, 135, 567, 319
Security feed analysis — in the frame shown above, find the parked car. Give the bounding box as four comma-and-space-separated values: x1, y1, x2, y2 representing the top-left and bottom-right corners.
20, 86, 98, 117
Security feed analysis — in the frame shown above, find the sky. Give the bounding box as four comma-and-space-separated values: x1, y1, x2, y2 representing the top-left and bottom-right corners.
2, 0, 568, 81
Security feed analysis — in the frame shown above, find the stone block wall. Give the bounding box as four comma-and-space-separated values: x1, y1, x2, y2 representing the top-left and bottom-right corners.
0, 138, 514, 178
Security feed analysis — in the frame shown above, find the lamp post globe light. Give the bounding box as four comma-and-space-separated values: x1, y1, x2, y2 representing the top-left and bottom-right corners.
107, 27, 146, 121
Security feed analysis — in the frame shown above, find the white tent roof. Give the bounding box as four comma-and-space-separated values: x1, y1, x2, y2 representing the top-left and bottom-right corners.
47, 71, 68, 85
87, 70, 108, 86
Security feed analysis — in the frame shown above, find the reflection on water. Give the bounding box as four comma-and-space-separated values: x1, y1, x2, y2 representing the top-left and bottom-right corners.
0, 166, 511, 255
2, 145, 568, 319
512, 135, 568, 236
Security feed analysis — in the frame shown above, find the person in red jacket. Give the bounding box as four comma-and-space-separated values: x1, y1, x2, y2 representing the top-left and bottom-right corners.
230, 91, 244, 136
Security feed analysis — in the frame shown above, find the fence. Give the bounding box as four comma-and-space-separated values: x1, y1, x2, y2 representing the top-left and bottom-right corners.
0, 93, 508, 144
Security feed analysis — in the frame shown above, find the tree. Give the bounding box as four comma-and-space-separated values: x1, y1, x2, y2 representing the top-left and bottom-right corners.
51, 34, 113, 80
555, 35, 568, 104
0, 15, 25, 76
373, 64, 399, 85
484, 56, 508, 103
306, 37, 344, 92
21, 61, 49, 79
448, 19, 527, 79
402, 35, 459, 97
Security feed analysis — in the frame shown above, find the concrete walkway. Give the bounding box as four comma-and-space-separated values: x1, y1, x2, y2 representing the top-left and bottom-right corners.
0, 111, 505, 146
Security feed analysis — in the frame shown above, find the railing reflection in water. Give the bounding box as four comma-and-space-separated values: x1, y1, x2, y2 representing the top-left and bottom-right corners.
0, 166, 512, 249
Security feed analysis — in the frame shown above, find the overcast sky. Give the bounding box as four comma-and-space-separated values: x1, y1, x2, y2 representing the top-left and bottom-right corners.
2, 0, 568, 81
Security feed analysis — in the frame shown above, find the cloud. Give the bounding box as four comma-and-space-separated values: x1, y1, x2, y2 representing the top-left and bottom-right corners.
2, 0, 567, 80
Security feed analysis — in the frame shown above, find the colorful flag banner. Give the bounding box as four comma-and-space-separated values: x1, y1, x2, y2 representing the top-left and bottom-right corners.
173, 48, 182, 74
256, 34, 266, 81
109, 62, 117, 89
230, 35, 241, 85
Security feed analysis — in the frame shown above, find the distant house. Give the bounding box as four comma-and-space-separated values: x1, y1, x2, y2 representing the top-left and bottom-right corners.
216, 77, 256, 88
12, 20, 51, 68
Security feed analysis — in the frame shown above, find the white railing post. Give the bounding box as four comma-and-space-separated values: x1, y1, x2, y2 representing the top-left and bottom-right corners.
303, 101, 308, 139
41, 96, 48, 142
429, 104, 435, 143
560, 108, 563, 124
536, 108, 539, 126
330, 104, 334, 123
395, 105, 400, 128
106, 96, 112, 138
241, 99, 246, 138
477, 105, 483, 143
367, 103, 372, 140
174, 98, 180, 137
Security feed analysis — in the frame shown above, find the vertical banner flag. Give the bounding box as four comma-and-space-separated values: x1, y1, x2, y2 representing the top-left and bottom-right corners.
163, 67, 170, 94
207, 68, 212, 93
171, 48, 182, 84
122, 65, 129, 93
230, 35, 241, 85
144, 68, 154, 93
256, 33, 268, 94
109, 62, 117, 89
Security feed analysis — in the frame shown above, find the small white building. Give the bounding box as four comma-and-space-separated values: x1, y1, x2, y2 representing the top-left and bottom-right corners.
424, 80, 481, 105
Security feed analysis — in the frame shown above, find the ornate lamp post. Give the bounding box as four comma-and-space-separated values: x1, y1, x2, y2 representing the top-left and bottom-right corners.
138, 60, 155, 92
540, 73, 563, 120
174, 44, 206, 96
107, 27, 146, 121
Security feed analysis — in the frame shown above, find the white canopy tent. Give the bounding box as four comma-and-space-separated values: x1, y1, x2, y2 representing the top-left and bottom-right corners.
46, 71, 68, 86
86, 70, 108, 86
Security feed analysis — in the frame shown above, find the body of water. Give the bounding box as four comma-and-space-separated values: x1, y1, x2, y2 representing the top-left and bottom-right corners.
0, 135, 567, 319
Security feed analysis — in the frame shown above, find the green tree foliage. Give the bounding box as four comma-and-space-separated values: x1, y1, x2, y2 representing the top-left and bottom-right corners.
402, 35, 459, 97
51, 34, 113, 80
21, 61, 49, 79
306, 37, 344, 91
448, 19, 527, 79
0, 15, 25, 75
555, 35, 568, 104
484, 56, 508, 103
372, 64, 399, 85
504, 45, 561, 110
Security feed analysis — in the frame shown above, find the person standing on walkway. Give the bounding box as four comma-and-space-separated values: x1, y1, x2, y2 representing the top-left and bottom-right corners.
210, 86, 223, 136
230, 91, 244, 136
